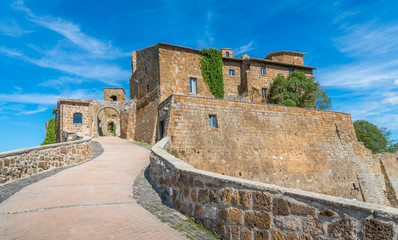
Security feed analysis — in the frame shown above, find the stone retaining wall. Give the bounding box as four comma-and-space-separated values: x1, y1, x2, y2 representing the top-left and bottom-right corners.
150, 137, 398, 240
0, 137, 92, 184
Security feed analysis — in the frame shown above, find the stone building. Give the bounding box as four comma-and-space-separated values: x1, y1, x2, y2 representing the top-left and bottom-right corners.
53, 42, 398, 206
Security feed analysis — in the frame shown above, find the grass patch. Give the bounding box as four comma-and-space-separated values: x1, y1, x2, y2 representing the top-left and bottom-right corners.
132, 141, 153, 149
184, 218, 219, 239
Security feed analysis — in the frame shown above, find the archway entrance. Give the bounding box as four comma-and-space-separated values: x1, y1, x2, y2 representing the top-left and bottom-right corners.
97, 107, 121, 137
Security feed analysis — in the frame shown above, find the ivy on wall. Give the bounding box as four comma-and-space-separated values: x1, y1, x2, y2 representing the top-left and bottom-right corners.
108, 122, 116, 136
41, 117, 55, 145
200, 48, 224, 99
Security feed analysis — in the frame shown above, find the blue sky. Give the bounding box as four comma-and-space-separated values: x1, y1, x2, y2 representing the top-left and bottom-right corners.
1, 0, 398, 152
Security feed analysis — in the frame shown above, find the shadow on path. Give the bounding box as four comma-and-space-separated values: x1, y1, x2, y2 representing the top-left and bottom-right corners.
133, 166, 218, 240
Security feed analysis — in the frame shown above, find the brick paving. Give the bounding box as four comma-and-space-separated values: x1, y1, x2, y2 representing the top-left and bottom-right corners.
133, 167, 218, 240
0, 137, 186, 240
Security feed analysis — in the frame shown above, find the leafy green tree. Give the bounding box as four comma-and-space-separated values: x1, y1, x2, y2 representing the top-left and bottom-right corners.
354, 120, 388, 153
381, 127, 398, 153
200, 48, 224, 99
315, 84, 332, 110
269, 71, 330, 109
42, 117, 56, 145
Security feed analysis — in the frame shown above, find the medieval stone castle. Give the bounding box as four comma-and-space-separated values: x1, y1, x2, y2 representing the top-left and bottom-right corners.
53, 42, 398, 208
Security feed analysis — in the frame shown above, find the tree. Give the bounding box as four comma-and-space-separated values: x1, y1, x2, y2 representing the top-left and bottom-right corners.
354, 120, 388, 153
268, 71, 331, 109
42, 117, 56, 145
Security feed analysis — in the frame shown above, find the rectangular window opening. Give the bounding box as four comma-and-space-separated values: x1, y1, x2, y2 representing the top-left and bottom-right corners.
190, 78, 197, 94
229, 69, 235, 76
209, 115, 218, 128
262, 88, 268, 99
146, 83, 150, 94
261, 66, 266, 75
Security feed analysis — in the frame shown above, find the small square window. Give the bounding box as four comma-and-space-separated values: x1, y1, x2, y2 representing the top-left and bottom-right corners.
261, 66, 266, 75
209, 115, 218, 128
262, 88, 267, 99
229, 69, 235, 76
190, 78, 197, 94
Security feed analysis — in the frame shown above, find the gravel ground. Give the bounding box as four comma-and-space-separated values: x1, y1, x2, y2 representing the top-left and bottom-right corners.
0, 141, 104, 203
133, 166, 218, 240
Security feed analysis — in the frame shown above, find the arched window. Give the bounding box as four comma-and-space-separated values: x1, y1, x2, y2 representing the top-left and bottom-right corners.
110, 95, 117, 101
226, 52, 229, 57
73, 113, 83, 124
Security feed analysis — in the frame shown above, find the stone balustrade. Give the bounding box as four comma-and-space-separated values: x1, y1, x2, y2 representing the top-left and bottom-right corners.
150, 137, 398, 240
0, 137, 92, 184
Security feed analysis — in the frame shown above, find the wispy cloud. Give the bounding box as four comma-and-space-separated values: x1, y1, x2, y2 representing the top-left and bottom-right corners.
335, 21, 398, 57
196, 11, 214, 49
0, 19, 32, 37
383, 92, 398, 105
0, 1, 130, 86
234, 41, 255, 56
22, 107, 48, 115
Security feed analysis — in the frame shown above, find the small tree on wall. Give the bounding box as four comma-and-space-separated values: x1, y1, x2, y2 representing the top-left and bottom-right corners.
200, 48, 224, 99
42, 117, 55, 145
269, 71, 331, 109
107, 122, 116, 136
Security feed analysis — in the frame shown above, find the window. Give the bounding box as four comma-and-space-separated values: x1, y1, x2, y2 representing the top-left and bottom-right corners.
289, 69, 293, 75
262, 88, 267, 99
209, 115, 218, 128
110, 95, 117, 101
261, 66, 266, 75
73, 113, 82, 125
190, 78, 197, 94
146, 82, 150, 94
229, 69, 235, 76
226, 52, 229, 57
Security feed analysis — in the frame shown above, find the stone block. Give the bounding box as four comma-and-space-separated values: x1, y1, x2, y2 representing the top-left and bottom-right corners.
218, 208, 228, 223
194, 180, 204, 188
213, 223, 227, 239
253, 192, 272, 211
361, 219, 394, 240
229, 208, 243, 224
194, 205, 202, 217
273, 198, 290, 215
286, 232, 299, 240
244, 211, 271, 229
303, 216, 325, 236
241, 228, 253, 240
272, 229, 283, 240
290, 202, 316, 215
274, 215, 300, 231
328, 218, 356, 240
191, 190, 197, 202
255, 230, 269, 240
198, 189, 209, 204
210, 190, 218, 204
220, 188, 233, 206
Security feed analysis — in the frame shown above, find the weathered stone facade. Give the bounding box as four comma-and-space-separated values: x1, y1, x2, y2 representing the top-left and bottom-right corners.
158, 94, 390, 205
54, 90, 136, 142
0, 137, 92, 184
150, 137, 398, 240
104, 87, 126, 101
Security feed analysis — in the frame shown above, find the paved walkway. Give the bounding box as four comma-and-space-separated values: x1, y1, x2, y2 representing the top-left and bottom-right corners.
0, 137, 186, 240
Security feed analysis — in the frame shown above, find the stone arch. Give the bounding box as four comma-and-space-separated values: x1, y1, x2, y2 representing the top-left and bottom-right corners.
96, 107, 121, 137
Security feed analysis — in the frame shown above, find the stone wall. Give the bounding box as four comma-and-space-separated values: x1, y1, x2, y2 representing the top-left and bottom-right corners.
158, 44, 213, 102
161, 95, 388, 205
150, 137, 398, 240
0, 137, 92, 184
104, 88, 126, 101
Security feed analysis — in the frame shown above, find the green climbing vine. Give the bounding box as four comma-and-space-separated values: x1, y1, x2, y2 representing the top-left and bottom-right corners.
107, 122, 116, 136
200, 48, 224, 99
41, 117, 56, 145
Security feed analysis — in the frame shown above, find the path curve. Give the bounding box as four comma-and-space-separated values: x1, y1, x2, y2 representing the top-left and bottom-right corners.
0, 137, 186, 240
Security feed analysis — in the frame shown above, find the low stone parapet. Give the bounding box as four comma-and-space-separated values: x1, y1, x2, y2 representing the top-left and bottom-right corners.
0, 137, 92, 184
150, 136, 398, 240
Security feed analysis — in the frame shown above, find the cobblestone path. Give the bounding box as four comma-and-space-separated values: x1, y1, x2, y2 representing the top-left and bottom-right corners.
133, 167, 218, 240
0, 137, 187, 240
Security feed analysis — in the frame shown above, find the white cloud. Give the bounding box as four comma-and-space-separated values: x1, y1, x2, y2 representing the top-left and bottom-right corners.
22, 107, 48, 115
394, 79, 398, 86
234, 41, 254, 56
335, 22, 398, 57
196, 10, 214, 49
383, 92, 398, 105
0, 20, 32, 37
